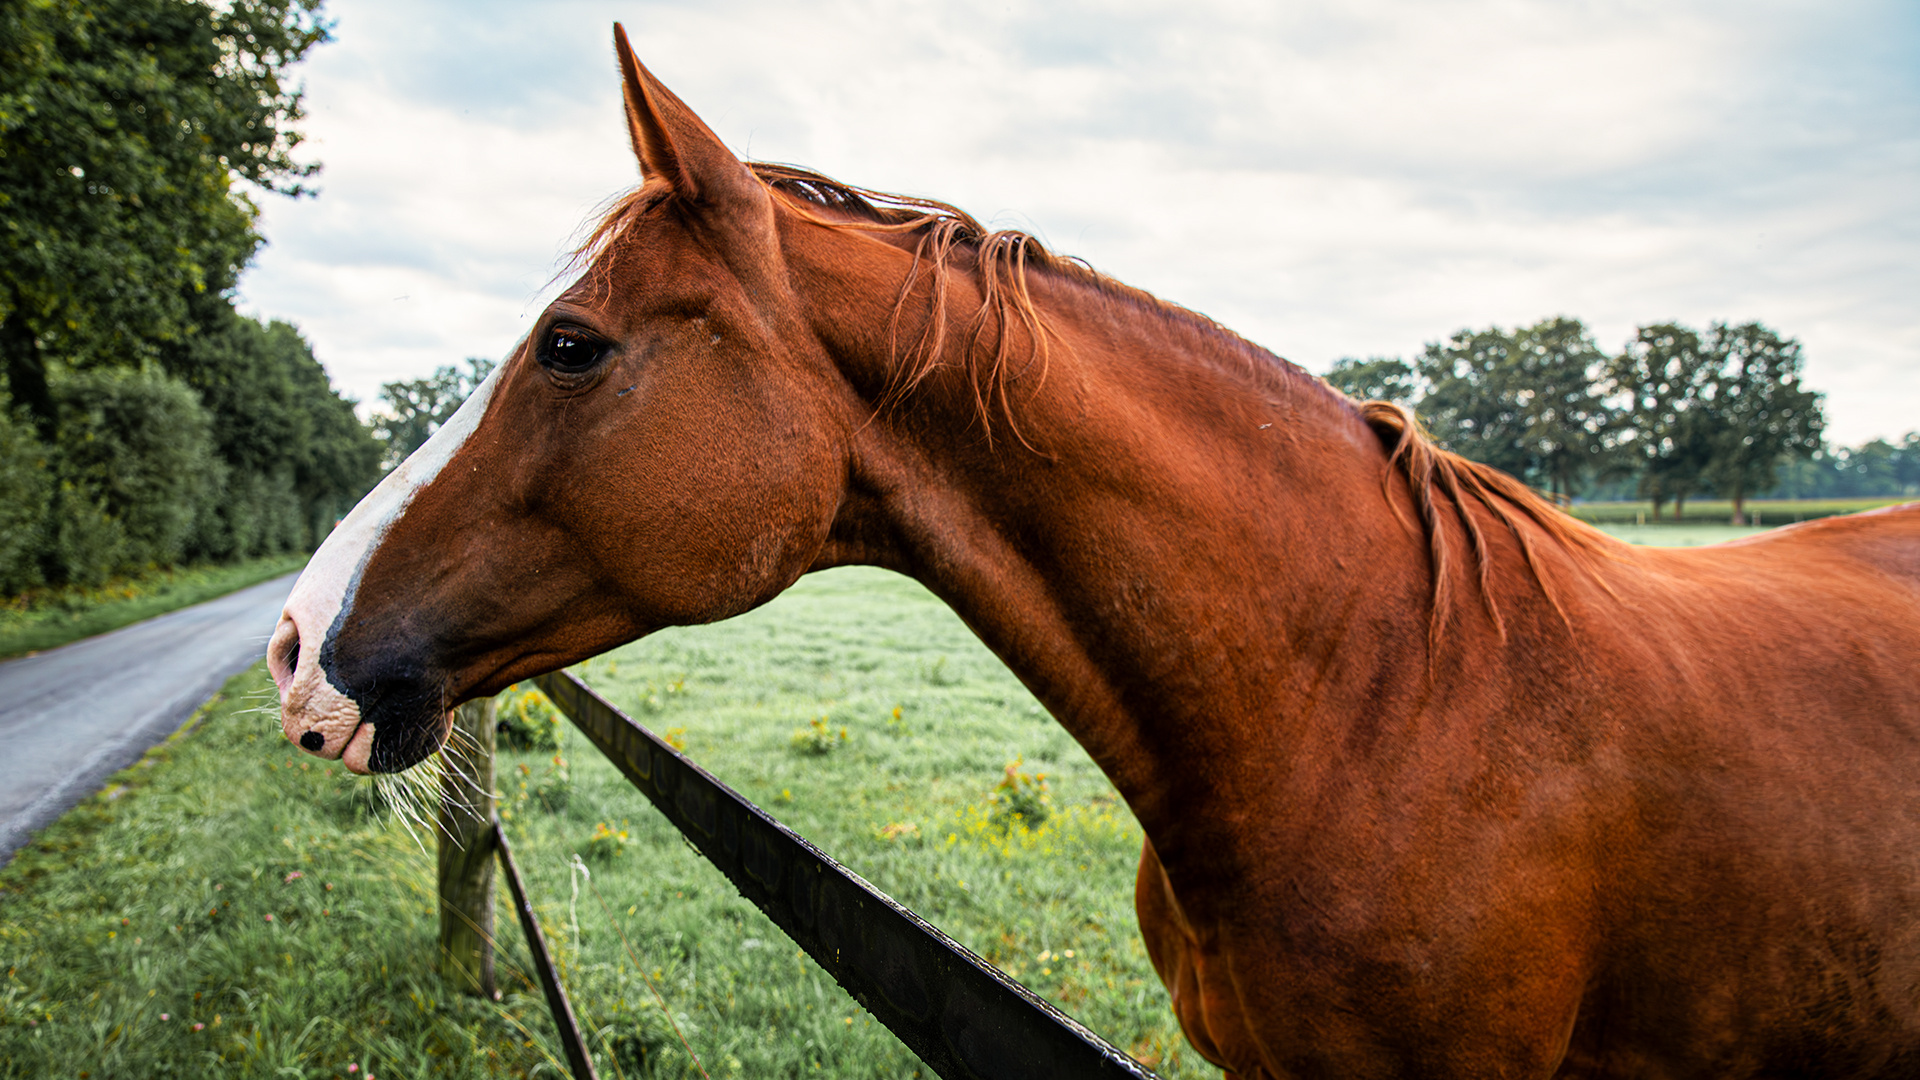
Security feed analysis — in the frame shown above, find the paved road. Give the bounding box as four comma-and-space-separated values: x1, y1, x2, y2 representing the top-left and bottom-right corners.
0, 573, 296, 866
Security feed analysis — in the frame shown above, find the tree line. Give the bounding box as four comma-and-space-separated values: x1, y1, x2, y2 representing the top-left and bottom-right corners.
1324, 317, 1913, 521
0, 0, 381, 595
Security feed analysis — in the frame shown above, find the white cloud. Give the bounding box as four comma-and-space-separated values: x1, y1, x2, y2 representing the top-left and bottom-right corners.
239, 0, 1920, 443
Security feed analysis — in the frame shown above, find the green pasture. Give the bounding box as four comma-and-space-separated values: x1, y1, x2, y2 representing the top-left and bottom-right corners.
0, 553, 308, 660
1592, 523, 1770, 547
0, 567, 1205, 1078
1569, 496, 1906, 526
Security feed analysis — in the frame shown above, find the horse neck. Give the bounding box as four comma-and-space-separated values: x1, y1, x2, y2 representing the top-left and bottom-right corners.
808, 257, 1448, 862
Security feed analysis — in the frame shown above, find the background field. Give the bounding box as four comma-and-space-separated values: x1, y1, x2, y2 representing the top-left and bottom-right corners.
0, 567, 1205, 1078
1568, 496, 1906, 526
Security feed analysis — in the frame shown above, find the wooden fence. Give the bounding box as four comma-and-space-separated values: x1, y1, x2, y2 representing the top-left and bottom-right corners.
434, 671, 1160, 1080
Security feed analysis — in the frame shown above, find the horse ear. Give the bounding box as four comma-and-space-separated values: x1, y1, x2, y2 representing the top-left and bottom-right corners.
613, 24, 759, 206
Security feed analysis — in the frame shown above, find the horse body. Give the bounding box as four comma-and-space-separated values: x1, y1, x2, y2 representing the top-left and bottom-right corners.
271, 29, 1920, 1078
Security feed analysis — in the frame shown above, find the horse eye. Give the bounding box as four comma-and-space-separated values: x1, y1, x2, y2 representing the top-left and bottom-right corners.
542, 328, 606, 374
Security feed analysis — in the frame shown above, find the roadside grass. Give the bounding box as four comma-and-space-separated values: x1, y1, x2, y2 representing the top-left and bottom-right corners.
0, 669, 564, 1079
1, 566, 1206, 1078
0, 554, 309, 660
1570, 496, 1907, 526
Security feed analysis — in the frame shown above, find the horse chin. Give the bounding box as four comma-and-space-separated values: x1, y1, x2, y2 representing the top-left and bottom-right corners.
340, 723, 379, 775
351, 709, 454, 775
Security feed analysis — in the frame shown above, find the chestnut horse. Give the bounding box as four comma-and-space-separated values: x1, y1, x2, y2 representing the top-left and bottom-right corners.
272, 26, 1920, 1079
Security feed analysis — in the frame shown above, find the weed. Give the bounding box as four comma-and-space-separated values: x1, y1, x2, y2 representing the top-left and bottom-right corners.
790, 716, 847, 755
535, 754, 572, 812
585, 821, 631, 861
499, 684, 564, 751
989, 756, 1051, 829
876, 821, 920, 844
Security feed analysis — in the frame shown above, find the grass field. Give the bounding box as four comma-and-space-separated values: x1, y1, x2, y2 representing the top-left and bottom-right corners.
0, 567, 1205, 1078
1592, 523, 1770, 547
0, 553, 309, 660
1569, 496, 1907, 526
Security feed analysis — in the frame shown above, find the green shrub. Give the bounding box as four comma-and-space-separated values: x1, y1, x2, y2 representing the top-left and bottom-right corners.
0, 402, 51, 594
584, 821, 630, 861
46, 366, 220, 584
989, 756, 1052, 829
790, 715, 846, 755
499, 684, 564, 751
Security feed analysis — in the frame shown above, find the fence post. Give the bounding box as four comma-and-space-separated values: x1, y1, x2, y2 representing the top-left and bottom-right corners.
438, 697, 498, 997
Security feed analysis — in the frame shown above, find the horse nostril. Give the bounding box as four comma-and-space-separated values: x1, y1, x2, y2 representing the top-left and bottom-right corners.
277, 626, 301, 676
300, 731, 325, 752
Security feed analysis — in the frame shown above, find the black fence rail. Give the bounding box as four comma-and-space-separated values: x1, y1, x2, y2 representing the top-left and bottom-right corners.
530, 669, 1159, 1080
493, 816, 600, 1080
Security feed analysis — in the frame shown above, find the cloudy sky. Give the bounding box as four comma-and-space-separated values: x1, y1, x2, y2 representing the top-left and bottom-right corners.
237, 0, 1919, 446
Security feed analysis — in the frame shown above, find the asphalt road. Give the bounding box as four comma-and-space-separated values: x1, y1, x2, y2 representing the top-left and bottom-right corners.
0, 573, 296, 866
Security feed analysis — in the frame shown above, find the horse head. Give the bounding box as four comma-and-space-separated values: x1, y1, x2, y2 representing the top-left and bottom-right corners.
272, 27, 857, 772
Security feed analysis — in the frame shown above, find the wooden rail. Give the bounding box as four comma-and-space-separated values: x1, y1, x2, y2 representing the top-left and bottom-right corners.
532, 670, 1158, 1080
435, 671, 1161, 1078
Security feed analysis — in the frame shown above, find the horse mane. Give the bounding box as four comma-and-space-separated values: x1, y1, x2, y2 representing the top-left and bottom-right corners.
578, 167, 1610, 644
577, 162, 1294, 450
1352, 399, 1614, 651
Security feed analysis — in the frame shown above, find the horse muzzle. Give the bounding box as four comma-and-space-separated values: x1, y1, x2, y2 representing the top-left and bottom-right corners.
271, 611, 452, 774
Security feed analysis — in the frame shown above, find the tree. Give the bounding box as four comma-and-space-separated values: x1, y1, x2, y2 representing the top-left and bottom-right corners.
1607, 323, 1718, 520
373, 358, 497, 471
1696, 322, 1824, 524
1323, 356, 1415, 404
0, 0, 328, 432
1414, 317, 1618, 501
169, 309, 380, 556
0, 392, 50, 592
46, 365, 220, 583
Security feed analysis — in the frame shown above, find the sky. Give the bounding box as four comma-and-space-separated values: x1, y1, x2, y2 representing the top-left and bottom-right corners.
237, 0, 1920, 446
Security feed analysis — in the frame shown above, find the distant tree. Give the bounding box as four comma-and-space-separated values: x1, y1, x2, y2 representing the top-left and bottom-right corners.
0, 394, 50, 592
1414, 317, 1617, 501
169, 310, 379, 556
1607, 323, 1719, 520
1899, 433, 1920, 496
46, 366, 220, 584
373, 358, 498, 471
1323, 356, 1416, 404
0, 0, 329, 432
1696, 322, 1823, 524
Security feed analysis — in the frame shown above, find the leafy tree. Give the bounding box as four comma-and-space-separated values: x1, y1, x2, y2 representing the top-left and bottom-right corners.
168, 310, 379, 557
1696, 322, 1823, 524
0, 0, 328, 432
47, 366, 219, 583
1414, 317, 1618, 501
1606, 323, 1720, 520
372, 358, 497, 471
1323, 356, 1415, 404
0, 393, 49, 592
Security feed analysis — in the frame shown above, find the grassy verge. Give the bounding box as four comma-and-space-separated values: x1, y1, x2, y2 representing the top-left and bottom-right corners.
0, 668, 567, 1079
1570, 497, 1907, 526
0, 567, 1204, 1078
0, 554, 309, 660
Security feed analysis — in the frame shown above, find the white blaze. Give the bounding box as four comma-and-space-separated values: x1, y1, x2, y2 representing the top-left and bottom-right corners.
273, 366, 504, 771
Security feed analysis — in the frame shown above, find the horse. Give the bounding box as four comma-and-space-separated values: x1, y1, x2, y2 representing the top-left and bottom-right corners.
271, 25, 1920, 1079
